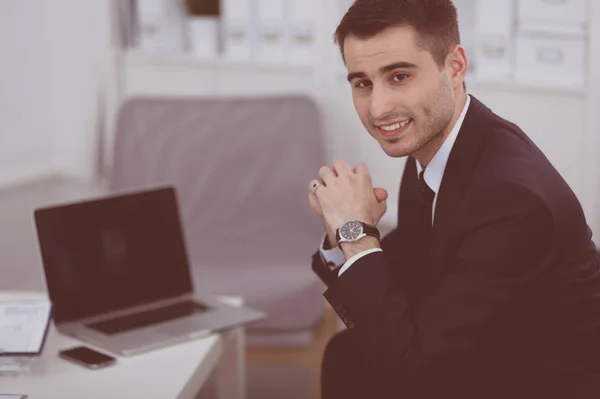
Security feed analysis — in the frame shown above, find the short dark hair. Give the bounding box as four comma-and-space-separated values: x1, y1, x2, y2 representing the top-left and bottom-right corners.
334, 0, 460, 68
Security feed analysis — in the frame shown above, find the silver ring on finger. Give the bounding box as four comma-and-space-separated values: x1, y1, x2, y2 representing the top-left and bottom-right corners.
311, 181, 322, 194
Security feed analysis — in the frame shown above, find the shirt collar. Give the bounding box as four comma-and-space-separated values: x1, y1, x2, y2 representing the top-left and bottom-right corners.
416, 94, 471, 194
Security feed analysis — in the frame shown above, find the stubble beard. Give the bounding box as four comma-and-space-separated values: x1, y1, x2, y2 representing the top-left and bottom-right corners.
401, 75, 456, 158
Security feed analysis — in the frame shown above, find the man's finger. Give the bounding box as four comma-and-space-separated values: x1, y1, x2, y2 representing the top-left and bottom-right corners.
373, 187, 388, 202
379, 199, 388, 217
318, 166, 336, 185
354, 162, 371, 176
308, 179, 324, 196
308, 192, 323, 216
333, 159, 353, 177
355, 162, 374, 188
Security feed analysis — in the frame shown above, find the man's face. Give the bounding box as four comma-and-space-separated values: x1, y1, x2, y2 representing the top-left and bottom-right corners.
344, 26, 461, 161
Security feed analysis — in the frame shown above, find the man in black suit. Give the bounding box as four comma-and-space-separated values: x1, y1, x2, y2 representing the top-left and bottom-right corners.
308, 0, 600, 398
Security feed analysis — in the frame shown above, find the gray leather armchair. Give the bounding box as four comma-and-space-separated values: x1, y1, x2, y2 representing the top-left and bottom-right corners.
109, 95, 336, 397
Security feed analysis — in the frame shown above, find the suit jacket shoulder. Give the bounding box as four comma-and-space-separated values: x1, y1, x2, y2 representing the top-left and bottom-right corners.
453, 97, 593, 255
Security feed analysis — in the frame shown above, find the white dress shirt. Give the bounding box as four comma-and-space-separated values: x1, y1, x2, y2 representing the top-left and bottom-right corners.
320, 95, 472, 276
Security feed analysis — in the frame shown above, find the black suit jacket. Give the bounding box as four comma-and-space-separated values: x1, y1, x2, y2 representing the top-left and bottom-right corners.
312, 97, 600, 398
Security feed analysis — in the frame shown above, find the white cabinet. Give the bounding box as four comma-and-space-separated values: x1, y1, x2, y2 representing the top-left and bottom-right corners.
459, 0, 591, 90
517, 0, 589, 34
513, 0, 589, 89
515, 32, 587, 87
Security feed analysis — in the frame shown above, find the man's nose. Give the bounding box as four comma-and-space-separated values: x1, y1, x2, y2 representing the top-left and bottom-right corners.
370, 85, 394, 121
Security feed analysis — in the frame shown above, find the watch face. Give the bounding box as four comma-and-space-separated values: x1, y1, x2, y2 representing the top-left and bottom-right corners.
340, 221, 363, 241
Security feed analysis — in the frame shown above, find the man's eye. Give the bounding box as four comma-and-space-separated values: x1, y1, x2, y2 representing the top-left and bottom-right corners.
393, 74, 409, 82
355, 80, 372, 88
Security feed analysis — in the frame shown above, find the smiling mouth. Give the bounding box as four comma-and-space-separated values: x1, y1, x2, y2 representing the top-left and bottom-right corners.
376, 119, 412, 137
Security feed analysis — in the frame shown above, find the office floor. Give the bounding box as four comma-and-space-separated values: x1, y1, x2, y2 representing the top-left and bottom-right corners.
246, 303, 339, 399
0, 176, 340, 399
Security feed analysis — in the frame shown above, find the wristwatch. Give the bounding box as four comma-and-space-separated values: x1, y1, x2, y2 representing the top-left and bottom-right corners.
335, 220, 380, 244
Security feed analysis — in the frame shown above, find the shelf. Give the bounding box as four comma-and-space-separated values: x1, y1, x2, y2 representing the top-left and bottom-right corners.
333, 70, 588, 98
466, 76, 588, 97
124, 48, 588, 98
122, 49, 316, 76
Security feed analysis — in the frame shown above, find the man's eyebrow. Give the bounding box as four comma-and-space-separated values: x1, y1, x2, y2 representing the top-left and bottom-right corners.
346, 61, 419, 82
346, 71, 366, 82
379, 61, 419, 74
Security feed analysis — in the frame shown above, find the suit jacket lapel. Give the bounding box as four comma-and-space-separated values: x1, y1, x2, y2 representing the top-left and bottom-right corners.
431, 96, 490, 285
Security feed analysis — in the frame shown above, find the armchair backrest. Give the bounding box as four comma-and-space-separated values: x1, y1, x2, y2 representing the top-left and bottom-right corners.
110, 95, 326, 269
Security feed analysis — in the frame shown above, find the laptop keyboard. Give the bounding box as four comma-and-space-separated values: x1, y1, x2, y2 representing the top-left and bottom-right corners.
87, 301, 210, 335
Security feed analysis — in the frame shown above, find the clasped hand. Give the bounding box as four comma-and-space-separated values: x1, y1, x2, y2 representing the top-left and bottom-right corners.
308, 159, 388, 245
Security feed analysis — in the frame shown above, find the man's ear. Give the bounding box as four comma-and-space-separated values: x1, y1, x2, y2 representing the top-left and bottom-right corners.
447, 45, 468, 90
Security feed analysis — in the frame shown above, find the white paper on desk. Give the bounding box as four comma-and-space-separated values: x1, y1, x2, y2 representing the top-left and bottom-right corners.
0, 299, 52, 355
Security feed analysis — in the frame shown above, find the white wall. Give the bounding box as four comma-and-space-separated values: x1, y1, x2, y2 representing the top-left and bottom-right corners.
0, 2, 55, 186
45, 0, 112, 181
581, 0, 600, 241
0, 0, 112, 188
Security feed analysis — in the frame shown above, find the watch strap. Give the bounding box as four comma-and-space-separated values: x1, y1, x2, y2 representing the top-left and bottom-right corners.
362, 223, 380, 240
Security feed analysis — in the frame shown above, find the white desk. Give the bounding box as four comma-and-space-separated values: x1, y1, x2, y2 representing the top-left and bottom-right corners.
0, 292, 246, 399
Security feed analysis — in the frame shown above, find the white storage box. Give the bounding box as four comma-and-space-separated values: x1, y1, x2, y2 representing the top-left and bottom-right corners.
187, 16, 220, 59
135, 0, 188, 54
514, 32, 587, 88
517, 0, 589, 35
221, 0, 255, 61
474, 34, 514, 79
473, 0, 515, 79
286, 0, 318, 67
256, 0, 287, 65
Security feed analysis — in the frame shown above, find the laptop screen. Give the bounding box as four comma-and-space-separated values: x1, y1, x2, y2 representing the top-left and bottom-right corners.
34, 187, 194, 323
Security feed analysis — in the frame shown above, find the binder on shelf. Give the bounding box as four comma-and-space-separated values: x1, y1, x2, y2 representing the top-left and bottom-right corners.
256, 0, 287, 65
188, 17, 220, 59
135, 0, 188, 55
286, 0, 318, 67
0, 299, 52, 357
186, 0, 221, 59
221, 0, 255, 62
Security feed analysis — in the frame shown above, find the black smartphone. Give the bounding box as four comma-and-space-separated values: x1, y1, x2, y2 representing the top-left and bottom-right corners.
58, 346, 117, 369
